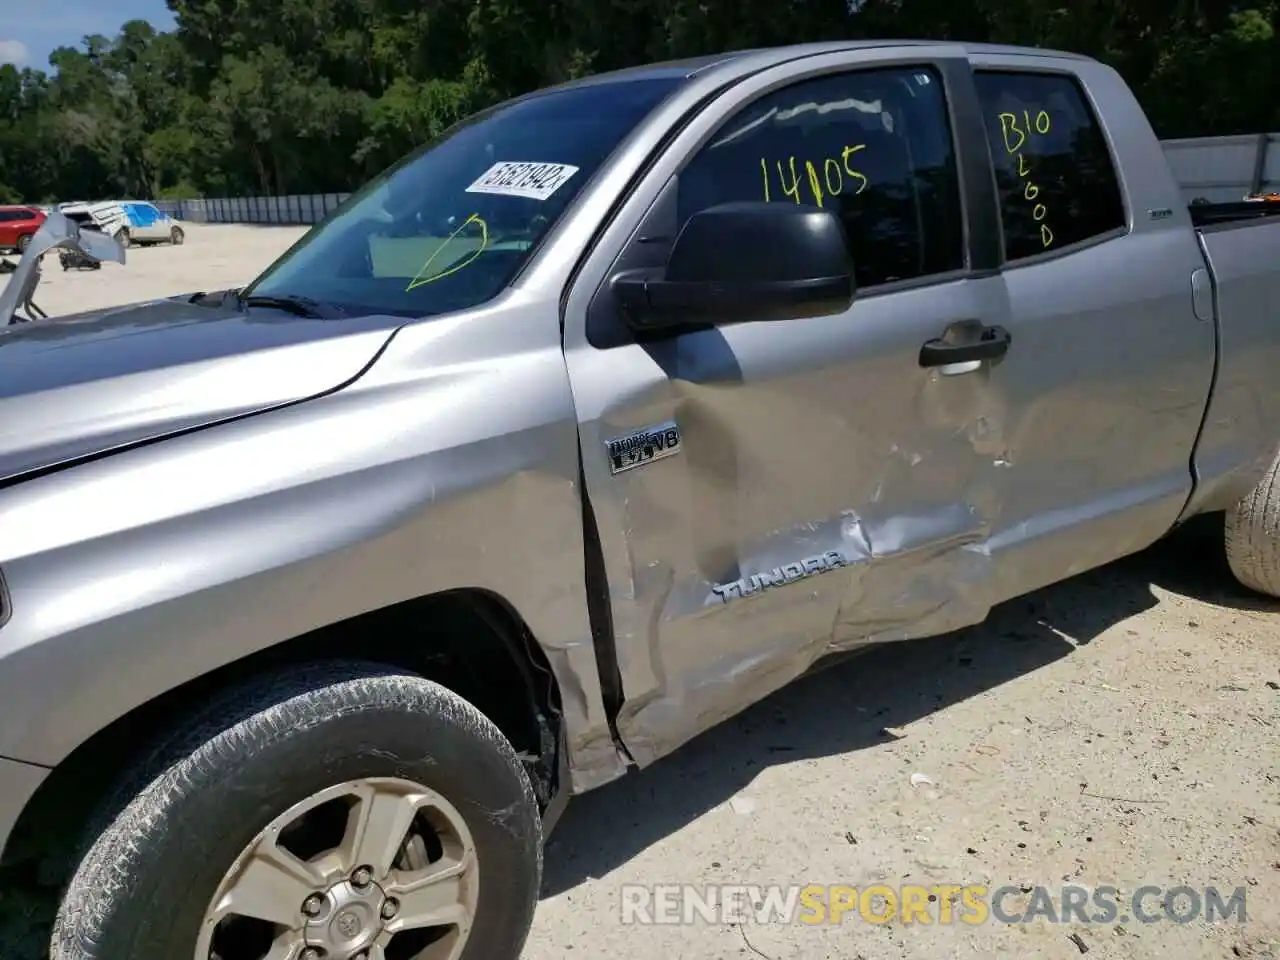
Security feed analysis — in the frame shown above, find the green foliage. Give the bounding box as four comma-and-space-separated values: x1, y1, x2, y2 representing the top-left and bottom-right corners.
1, 0, 1276, 202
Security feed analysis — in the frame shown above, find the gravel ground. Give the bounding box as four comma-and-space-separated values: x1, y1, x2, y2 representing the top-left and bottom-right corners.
1, 224, 1277, 960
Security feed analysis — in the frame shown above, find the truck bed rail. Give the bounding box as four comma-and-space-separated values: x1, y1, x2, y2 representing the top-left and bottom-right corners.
1189, 200, 1280, 229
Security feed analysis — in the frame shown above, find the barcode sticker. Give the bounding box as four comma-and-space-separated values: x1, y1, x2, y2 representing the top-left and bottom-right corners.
465, 161, 580, 201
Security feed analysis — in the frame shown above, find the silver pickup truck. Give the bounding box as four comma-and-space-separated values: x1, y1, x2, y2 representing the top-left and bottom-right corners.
1, 40, 1278, 960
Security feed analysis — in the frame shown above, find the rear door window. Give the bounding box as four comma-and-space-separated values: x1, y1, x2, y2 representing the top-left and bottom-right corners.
973, 71, 1127, 261
676, 65, 965, 290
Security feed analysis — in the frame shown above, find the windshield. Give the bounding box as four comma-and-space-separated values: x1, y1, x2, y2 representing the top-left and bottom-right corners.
243, 77, 683, 318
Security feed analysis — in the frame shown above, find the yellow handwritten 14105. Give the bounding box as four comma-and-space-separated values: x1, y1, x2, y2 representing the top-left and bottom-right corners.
760, 146, 869, 207
997, 110, 1054, 249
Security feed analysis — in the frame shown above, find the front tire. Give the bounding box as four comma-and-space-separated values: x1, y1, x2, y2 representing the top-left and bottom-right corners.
51, 662, 543, 960
170, 226, 185, 245
116, 229, 131, 249
15, 234, 32, 254
1225, 451, 1280, 597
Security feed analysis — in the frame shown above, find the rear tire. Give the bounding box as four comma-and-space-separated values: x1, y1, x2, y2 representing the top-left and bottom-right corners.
50, 661, 543, 960
170, 226, 185, 245
15, 234, 31, 253
1225, 451, 1280, 597
116, 229, 131, 249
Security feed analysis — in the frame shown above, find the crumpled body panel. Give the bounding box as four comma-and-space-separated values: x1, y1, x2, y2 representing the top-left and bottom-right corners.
0, 291, 620, 790
0, 298, 404, 483
568, 274, 1010, 767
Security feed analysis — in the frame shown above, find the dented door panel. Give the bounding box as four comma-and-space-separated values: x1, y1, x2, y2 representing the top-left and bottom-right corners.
563, 49, 1011, 765
569, 278, 1011, 763
970, 58, 1217, 597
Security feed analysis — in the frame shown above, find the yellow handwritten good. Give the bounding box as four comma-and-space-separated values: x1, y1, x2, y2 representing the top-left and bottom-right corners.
405, 213, 488, 291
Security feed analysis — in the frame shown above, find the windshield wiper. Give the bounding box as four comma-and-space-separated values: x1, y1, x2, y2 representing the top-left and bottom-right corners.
189, 288, 239, 307
238, 293, 345, 319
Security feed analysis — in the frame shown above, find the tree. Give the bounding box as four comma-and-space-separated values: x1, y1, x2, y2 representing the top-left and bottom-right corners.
0, 0, 1274, 202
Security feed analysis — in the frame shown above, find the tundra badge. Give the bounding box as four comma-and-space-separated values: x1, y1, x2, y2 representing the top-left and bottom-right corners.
710, 549, 849, 604
605, 420, 682, 475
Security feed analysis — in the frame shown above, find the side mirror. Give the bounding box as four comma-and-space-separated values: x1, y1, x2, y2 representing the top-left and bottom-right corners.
614, 201, 855, 332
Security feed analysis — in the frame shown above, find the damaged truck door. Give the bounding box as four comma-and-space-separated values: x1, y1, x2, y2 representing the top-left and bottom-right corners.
563, 51, 1016, 765
967, 60, 1217, 598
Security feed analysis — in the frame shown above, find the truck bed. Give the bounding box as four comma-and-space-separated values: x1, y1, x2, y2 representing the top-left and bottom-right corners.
1189, 199, 1280, 229
1181, 211, 1280, 518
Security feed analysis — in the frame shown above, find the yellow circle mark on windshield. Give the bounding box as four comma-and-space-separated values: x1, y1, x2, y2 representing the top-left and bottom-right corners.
405, 213, 489, 291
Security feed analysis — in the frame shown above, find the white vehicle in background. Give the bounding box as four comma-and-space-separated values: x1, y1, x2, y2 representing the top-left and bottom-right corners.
56, 200, 185, 248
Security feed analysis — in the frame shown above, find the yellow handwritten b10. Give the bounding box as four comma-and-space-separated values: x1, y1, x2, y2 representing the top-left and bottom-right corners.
998, 110, 1051, 155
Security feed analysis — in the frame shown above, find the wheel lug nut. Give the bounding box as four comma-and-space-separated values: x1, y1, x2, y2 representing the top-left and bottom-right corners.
381, 898, 399, 920
301, 894, 325, 917
351, 865, 373, 888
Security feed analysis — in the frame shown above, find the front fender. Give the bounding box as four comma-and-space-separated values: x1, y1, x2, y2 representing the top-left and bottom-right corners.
0, 294, 624, 791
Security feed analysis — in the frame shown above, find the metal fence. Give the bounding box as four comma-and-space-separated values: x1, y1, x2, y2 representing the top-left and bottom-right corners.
152, 193, 353, 225
145, 133, 1280, 226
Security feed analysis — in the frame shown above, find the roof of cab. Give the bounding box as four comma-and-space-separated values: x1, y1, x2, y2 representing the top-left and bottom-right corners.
548, 39, 1093, 90
555, 39, 1095, 86
499, 39, 1098, 126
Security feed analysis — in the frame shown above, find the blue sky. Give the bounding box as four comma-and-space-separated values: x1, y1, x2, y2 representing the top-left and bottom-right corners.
0, 0, 176, 70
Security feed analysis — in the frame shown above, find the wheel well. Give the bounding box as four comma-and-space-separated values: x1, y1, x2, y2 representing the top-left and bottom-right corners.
0, 588, 563, 879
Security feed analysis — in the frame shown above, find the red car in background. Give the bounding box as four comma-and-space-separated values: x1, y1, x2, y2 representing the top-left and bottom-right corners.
0, 205, 46, 253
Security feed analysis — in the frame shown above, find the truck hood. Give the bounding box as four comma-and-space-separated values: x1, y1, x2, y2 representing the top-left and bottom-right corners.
0, 297, 404, 484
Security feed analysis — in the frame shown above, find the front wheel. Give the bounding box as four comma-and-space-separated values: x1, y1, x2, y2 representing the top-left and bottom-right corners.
170, 225, 185, 245
1225, 452, 1280, 597
15, 234, 32, 253
51, 662, 543, 960
116, 229, 131, 248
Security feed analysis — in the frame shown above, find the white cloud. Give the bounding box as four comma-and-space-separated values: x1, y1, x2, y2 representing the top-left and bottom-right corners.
0, 39, 28, 66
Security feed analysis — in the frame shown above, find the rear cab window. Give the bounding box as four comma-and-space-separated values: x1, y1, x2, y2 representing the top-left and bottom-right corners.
675, 65, 965, 290
244, 77, 683, 319
973, 70, 1127, 261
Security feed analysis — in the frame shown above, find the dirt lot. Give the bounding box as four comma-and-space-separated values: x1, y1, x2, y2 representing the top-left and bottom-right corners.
7, 223, 309, 316
1, 224, 1278, 959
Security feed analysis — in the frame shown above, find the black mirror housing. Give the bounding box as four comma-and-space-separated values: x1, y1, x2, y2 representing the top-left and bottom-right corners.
615, 201, 855, 332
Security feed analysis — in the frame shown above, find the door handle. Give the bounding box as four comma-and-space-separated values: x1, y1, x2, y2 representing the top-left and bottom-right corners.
918, 324, 1011, 368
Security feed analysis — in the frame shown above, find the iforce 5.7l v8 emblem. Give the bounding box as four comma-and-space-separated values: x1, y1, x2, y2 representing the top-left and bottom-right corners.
605, 420, 682, 475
